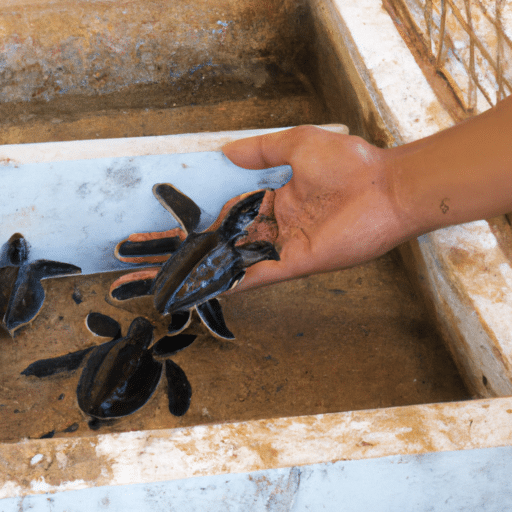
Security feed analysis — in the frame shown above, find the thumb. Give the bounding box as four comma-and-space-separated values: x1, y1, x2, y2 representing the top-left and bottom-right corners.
225, 235, 313, 294
222, 126, 313, 170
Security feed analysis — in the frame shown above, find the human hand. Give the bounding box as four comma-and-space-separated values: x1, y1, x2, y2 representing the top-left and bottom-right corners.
222, 125, 408, 293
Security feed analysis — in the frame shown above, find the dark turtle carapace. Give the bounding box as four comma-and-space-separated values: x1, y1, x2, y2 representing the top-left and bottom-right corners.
21, 313, 196, 426
0, 233, 81, 336
110, 185, 279, 339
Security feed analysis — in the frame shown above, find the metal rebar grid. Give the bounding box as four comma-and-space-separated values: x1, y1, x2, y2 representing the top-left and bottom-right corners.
386, 0, 512, 114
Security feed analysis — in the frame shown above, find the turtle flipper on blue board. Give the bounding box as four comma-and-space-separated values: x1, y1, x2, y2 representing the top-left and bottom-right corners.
152, 183, 214, 235
115, 236, 183, 264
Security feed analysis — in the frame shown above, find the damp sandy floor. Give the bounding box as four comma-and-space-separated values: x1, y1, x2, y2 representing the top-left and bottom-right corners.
0, 76, 471, 443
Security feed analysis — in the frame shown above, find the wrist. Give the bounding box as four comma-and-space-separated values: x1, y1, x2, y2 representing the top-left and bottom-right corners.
379, 144, 426, 245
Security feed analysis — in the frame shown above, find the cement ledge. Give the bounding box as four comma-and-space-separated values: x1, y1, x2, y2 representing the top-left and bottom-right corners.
1, 396, 512, 499
324, 0, 512, 395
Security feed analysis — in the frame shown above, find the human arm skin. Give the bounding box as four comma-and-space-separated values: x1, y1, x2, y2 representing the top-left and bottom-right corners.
222, 94, 512, 293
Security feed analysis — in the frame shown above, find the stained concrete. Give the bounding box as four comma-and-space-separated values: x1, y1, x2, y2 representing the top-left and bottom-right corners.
0, 56, 469, 444
0, 249, 470, 442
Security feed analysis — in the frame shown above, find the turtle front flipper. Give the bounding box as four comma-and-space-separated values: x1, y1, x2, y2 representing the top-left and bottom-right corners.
21, 346, 95, 378
109, 269, 160, 303
3, 259, 81, 335
32, 260, 82, 281
86, 312, 122, 339
114, 229, 185, 264
196, 299, 235, 340
151, 332, 197, 357
153, 183, 213, 235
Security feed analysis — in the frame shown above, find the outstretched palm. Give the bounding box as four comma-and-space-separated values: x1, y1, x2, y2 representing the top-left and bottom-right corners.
222, 126, 406, 293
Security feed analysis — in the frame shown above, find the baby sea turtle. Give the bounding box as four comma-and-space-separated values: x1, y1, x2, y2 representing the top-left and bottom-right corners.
21, 313, 196, 424
109, 185, 279, 339
0, 233, 81, 336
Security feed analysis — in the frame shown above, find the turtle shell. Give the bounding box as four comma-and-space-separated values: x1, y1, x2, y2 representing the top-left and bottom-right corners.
151, 189, 279, 316
77, 317, 162, 419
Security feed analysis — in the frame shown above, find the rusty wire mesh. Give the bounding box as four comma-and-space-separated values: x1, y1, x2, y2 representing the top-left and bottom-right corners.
391, 0, 512, 113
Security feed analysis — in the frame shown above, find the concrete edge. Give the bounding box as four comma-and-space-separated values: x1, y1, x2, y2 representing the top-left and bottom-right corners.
1, 396, 512, 499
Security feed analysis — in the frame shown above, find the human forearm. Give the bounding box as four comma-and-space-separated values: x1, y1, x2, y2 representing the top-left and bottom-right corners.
389, 95, 512, 239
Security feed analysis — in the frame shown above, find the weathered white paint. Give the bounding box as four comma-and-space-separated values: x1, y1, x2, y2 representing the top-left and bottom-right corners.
0, 125, 349, 165
0, 152, 290, 273
1, 397, 512, 500
3, 446, 512, 511
1, 0, 512, 508
0, 125, 347, 274
418, 227, 512, 396
330, 0, 454, 142
328, 0, 512, 396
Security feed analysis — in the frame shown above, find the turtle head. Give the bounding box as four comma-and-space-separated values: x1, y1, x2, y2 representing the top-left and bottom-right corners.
2, 233, 29, 266
217, 191, 266, 240
236, 241, 280, 267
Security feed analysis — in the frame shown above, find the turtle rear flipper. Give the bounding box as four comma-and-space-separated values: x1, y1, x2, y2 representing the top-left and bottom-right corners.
151, 333, 197, 357
196, 299, 235, 340
168, 310, 192, 334
153, 184, 214, 235
217, 190, 266, 240
115, 234, 183, 264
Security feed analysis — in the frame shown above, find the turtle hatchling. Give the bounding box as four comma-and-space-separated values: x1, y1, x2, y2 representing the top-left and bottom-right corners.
21, 313, 196, 425
0, 233, 81, 336
109, 185, 279, 339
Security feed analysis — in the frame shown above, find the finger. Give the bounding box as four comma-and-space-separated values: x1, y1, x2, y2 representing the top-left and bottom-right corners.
228, 259, 284, 293
226, 235, 314, 293
221, 125, 316, 170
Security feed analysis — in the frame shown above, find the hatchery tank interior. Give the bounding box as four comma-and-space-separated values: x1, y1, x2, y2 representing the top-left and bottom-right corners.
0, 0, 471, 443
